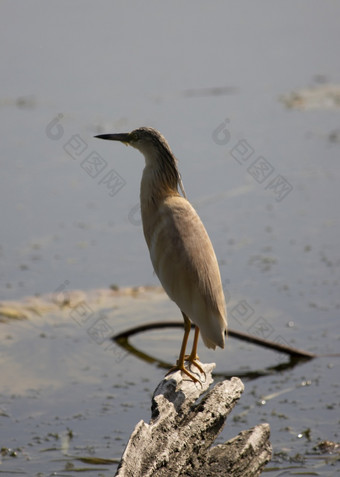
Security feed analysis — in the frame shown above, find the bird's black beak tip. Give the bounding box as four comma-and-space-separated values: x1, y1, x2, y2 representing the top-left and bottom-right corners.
94, 133, 130, 143
94, 134, 116, 140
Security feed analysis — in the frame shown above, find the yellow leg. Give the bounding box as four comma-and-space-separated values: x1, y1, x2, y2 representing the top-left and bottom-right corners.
186, 326, 205, 376
166, 312, 200, 382
187, 326, 200, 362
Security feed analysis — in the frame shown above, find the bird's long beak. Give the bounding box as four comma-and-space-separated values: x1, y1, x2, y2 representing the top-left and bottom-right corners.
95, 133, 130, 145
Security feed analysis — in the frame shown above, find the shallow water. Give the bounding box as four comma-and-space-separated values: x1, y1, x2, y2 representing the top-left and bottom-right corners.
0, 289, 339, 475
1, 1, 340, 475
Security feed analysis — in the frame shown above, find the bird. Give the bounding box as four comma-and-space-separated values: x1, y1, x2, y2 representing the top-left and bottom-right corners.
95, 127, 227, 382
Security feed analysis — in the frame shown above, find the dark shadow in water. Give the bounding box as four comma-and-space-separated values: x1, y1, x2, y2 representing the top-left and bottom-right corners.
112, 321, 314, 381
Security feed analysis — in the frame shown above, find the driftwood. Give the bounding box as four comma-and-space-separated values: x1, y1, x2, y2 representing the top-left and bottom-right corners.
115, 362, 271, 476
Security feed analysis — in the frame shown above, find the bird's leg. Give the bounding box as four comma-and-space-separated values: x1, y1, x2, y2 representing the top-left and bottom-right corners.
185, 326, 205, 376
166, 312, 200, 383
186, 326, 200, 362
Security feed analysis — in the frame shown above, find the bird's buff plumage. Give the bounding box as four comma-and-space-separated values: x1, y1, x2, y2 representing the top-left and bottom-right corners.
95, 127, 227, 381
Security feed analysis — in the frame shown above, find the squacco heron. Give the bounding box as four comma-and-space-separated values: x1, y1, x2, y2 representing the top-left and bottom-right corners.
95, 127, 227, 381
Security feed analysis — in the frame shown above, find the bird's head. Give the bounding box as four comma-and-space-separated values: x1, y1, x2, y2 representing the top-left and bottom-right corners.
95, 127, 186, 198
95, 127, 173, 166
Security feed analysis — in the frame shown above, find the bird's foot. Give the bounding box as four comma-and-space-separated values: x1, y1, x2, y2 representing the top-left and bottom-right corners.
166, 361, 200, 383
166, 355, 206, 383
184, 354, 205, 376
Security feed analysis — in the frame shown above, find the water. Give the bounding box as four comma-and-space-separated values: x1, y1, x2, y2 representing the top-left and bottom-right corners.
1, 1, 339, 475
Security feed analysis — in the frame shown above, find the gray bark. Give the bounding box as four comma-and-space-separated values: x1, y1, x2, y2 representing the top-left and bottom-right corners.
115, 362, 271, 476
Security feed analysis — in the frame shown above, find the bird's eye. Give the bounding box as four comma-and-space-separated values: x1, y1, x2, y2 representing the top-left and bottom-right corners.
130, 132, 139, 142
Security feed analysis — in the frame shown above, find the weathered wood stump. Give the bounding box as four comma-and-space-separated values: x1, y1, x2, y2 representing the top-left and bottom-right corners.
115, 362, 272, 476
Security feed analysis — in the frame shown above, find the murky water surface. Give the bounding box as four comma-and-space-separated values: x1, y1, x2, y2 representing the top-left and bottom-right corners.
1, 1, 339, 475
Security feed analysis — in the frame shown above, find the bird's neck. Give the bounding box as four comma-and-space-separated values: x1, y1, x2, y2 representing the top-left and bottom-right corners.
140, 163, 180, 207
140, 164, 179, 248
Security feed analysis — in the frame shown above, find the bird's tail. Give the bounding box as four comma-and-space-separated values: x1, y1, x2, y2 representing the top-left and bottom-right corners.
199, 311, 227, 350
